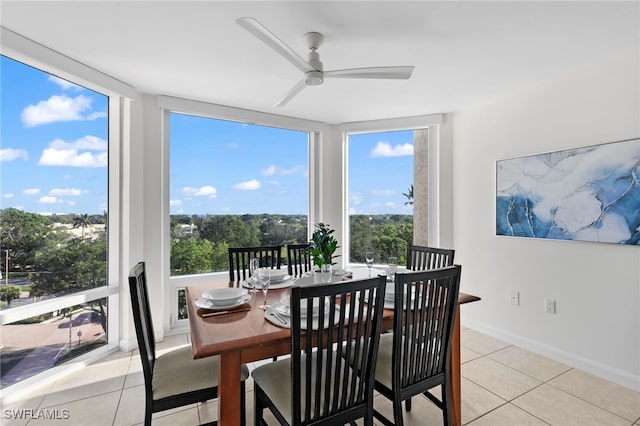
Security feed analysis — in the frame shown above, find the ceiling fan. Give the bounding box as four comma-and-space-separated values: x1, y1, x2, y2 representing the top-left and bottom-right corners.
237, 17, 415, 107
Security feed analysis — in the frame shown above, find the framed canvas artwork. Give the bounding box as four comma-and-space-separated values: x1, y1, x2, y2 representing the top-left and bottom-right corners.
496, 138, 640, 245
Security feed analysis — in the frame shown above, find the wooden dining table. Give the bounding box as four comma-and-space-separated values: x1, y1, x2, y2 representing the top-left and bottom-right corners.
186, 273, 480, 426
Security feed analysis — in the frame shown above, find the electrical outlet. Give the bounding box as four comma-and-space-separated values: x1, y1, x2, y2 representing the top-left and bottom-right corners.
510, 291, 520, 306
544, 299, 556, 314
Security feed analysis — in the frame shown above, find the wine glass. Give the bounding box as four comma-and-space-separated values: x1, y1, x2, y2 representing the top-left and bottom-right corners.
365, 251, 374, 276
388, 256, 398, 282
248, 257, 259, 294
258, 267, 271, 310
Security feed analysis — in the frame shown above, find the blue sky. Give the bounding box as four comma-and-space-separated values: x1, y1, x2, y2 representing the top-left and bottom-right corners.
1, 55, 108, 215
2, 55, 414, 216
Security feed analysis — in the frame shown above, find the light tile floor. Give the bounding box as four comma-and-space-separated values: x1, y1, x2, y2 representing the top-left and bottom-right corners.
2, 328, 639, 426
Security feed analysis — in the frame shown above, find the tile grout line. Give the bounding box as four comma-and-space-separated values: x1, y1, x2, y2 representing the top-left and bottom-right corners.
544, 373, 638, 424
461, 351, 556, 425
467, 352, 636, 426
112, 350, 134, 426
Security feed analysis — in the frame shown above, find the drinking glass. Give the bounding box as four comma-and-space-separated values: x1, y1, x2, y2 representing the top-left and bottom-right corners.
388, 256, 398, 282
258, 267, 271, 310
365, 251, 374, 276
248, 258, 259, 294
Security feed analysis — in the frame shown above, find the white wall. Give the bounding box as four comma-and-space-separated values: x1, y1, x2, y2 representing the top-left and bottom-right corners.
452, 51, 640, 390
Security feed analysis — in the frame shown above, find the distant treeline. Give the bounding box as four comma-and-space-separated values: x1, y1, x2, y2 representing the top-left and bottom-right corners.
170, 214, 413, 275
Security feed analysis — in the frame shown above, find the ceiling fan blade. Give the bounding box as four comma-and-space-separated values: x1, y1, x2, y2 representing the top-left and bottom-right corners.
324, 66, 415, 79
274, 79, 308, 107
237, 17, 313, 74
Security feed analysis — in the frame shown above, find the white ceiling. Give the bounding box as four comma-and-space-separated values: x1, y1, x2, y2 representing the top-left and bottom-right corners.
1, 1, 638, 124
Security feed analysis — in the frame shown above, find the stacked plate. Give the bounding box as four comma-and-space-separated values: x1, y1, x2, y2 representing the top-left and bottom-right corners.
243, 269, 292, 289
380, 286, 418, 309
196, 287, 251, 310
267, 269, 289, 283
275, 294, 329, 318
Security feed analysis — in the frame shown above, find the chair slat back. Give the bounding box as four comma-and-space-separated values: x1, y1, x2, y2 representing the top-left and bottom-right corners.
290, 275, 386, 425
228, 245, 282, 284
406, 245, 455, 271
286, 243, 311, 277
127, 262, 156, 388
392, 266, 461, 392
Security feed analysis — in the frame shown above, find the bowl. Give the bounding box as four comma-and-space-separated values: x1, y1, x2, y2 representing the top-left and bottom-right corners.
202, 287, 248, 305
267, 269, 287, 282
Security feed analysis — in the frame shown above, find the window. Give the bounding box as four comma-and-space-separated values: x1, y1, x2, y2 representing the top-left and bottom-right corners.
0, 55, 114, 388
347, 129, 417, 266
169, 113, 311, 276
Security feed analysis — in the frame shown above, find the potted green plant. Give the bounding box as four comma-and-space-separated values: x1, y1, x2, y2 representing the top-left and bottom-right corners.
308, 223, 339, 280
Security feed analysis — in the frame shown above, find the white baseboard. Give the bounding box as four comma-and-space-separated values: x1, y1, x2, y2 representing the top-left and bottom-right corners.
461, 318, 640, 392
119, 336, 138, 352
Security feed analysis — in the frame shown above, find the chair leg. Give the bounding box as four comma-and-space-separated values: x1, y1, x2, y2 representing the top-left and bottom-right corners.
405, 397, 412, 412
254, 385, 265, 426
393, 395, 404, 426
144, 400, 152, 426
441, 383, 452, 426
240, 381, 246, 426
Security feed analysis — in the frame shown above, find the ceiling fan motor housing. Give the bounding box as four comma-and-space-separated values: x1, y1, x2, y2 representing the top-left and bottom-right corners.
305, 70, 323, 86
306, 48, 324, 85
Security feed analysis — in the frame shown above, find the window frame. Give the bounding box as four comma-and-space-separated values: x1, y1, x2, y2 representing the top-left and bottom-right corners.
340, 115, 444, 270
157, 95, 329, 330
0, 29, 131, 396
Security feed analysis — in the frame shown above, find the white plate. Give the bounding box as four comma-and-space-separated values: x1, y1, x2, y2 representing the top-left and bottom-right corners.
202, 287, 248, 305
275, 296, 330, 318
195, 294, 252, 310
242, 277, 292, 289
385, 287, 416, 302
266, 302, 341, 330
365, 291, 421, 310
264, 269, 287, 282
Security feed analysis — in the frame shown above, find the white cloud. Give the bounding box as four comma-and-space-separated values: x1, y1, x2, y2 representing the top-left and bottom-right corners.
183, 186, 217, 197
350, 192, 363, 205
0, 148, 28, 162
371, 189, 394, 196
3, 193, 14, 198
38, 136, 107, 168
385, 201, 397, 208
262, 165, 277, 176
170, 200, 183, 206
49, 188, 85, 196
233, 179, 261, 190
23, 188, 41, 195
21, 95, 105, 127
371, 141, 414, 158
39, 196, 62, 204
261, 165, 306, 176
48, 75, 81, 90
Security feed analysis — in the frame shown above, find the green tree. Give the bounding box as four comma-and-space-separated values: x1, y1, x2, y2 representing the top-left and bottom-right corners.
0, 208, 55, 271
199, 215, 259, 247
170, 237, 216, 275
72, 213, 90, 237
0, 286, 21, 306
30, 234, 107, 296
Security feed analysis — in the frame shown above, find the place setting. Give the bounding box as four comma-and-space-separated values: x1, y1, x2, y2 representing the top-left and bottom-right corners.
242, 267, 292, 290
264, 294, 342, 330
195, 287, 253, 318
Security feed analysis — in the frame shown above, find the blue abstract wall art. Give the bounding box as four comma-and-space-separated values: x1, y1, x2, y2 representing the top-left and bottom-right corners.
496, 138, 640, 245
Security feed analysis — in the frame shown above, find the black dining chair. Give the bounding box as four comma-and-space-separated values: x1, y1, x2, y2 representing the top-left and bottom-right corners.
128, 261, 249, 426
227, 245, 282, 285
406, 245, 455, 271
372, 266, 462, 426
252, 275, 387, 426
286, 243, 311, 277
